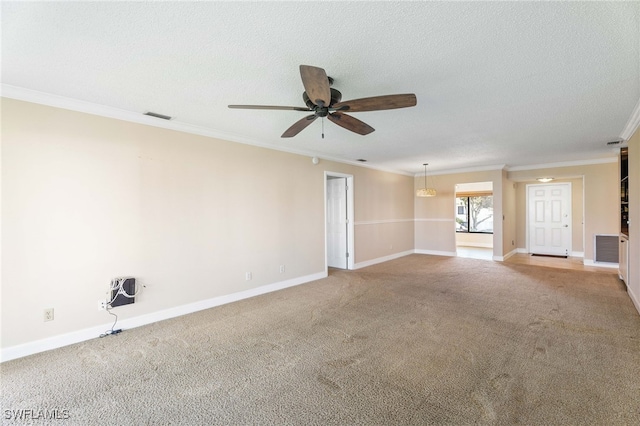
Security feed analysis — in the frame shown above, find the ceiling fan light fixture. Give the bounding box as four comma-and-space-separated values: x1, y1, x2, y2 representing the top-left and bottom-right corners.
229, 65, 416, 138
416, 163, 437, 197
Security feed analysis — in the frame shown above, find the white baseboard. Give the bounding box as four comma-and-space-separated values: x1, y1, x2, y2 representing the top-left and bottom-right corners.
0, 324, 112, 364
516, 248, 585, 259
1, 271, 327, 363
353, 250, 414, 269
414, 249, 457, 257
627, 285, 640, 316
494, 249, 517, 262
583, 259, 619, 269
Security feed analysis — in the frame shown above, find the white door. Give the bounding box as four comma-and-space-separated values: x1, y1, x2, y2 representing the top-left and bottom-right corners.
527, 183, 572, 256
327, 177, 348, 269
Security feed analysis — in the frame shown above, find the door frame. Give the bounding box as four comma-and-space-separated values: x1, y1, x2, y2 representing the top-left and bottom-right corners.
325, 172, 355, 270
453, 181, 495, 254
525, 182, 572, 256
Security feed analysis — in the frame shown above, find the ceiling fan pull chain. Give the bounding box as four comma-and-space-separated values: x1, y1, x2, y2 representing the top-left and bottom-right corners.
322, 117, 325, 139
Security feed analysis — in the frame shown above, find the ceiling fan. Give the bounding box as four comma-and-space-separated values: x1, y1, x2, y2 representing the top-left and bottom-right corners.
228, 65, 417, 138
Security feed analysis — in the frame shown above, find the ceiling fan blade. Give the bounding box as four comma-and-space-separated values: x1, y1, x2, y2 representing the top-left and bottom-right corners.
333, 94, 417, 112
281, 114, 318, 138
327, 112, 375, 135
229, 105, 311, 111
299, 65, 331, 107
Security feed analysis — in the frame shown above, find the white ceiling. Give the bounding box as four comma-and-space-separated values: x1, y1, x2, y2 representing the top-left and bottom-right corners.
2, 1, 639, 175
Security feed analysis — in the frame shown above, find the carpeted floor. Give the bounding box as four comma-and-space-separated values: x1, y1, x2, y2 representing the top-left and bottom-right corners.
2, 254, 639, 425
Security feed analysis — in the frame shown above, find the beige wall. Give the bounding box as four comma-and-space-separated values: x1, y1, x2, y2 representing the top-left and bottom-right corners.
1, 98, 415, 350
415, 163, 618, 262
513, 177, 584, 254
627, 128, 640, 311
2, 96, 634, 354
355, 221, 414, 262
508, 162, 618, 261
502, 169, 517, 257
317, 163, 415, 264
414, 169, 507, 257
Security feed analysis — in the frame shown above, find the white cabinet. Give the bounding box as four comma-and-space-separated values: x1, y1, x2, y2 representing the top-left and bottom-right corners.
619, 148, 629, 287
619, 234, 628, 286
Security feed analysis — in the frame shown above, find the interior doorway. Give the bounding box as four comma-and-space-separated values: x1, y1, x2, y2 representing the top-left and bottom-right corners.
325, 172, 354, 270
455, 181, 494, 260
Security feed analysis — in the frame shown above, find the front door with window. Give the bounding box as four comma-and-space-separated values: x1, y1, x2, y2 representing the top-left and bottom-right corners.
527, 183, 572, 256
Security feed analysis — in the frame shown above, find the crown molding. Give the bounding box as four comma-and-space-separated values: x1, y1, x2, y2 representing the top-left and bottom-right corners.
1, 84, 414, 177
2, 84, 625, 179
417, 164, 506, 177
506, 157, 617, 172
0, 84, 286, 149
620, 97, 640, 141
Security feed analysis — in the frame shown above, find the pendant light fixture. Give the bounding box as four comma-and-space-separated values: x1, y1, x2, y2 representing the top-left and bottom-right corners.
416, 163, 437, 197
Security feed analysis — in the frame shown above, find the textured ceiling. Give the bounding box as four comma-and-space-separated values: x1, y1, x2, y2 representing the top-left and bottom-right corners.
2, 1, 639, 175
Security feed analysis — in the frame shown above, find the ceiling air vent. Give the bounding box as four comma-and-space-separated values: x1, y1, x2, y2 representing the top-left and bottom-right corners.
606, 140, 622, 146
144, 111, 173, 120
356, 159, 367, 162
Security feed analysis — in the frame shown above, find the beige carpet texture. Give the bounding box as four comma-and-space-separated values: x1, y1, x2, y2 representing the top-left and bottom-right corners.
2, 254, 639, 425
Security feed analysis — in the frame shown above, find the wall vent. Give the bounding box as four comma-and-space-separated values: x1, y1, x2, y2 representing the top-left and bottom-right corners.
594, 234, 618, 263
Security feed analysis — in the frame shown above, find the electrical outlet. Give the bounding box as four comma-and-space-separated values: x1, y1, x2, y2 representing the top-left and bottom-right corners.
98, 300, 107, 311
279, 265, 285, 273
44, 308, 54, 322
245, 272, 252, 280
